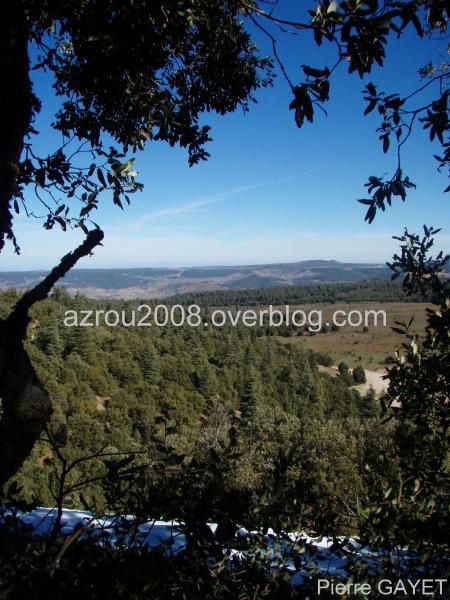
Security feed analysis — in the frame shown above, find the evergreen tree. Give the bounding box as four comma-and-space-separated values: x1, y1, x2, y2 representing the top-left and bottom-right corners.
240, 366, 261, 423
44, 309, 63, 359
140, 343, 160, 385
197, 361, 219, 400
69, 326, 96, 363
362, 387, 379, 418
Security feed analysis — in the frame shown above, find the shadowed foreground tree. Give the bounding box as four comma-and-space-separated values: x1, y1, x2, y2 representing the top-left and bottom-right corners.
331, 225, 450, 582
0, 0, 272, 487
0, 230, 103, 484
0, 0, 448, 490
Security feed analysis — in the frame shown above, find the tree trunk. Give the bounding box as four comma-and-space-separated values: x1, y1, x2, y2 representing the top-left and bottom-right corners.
0, 4, 107, 489
0, 229, 104, 488
0, 319, 52, 488
0, 0, 34, 253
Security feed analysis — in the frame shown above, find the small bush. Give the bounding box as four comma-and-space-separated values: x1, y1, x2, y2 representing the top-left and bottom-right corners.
315, 353, 333, 367
352, 366, 366, 384
339, 372, 354, 387
338, 362, 349, 376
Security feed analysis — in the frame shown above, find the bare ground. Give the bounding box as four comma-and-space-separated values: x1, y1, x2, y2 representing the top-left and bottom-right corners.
318, 365, 388, 398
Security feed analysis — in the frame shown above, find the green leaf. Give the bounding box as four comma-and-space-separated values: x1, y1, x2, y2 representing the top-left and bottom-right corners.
97, 168, 106, 187
301, 65, 329, 78
364, 99, 377, 115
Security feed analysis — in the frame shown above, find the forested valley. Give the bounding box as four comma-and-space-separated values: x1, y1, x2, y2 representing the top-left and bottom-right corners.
1, 284, 392, 528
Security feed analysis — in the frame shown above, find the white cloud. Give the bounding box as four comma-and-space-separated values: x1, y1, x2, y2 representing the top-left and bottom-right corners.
134, 177, 297, 224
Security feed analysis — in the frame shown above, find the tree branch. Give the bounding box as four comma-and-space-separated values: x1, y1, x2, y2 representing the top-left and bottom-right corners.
9, 228, 104, 334
0, 229, 104, 487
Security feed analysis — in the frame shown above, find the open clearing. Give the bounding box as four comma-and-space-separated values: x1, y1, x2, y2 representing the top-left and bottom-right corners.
276, 302, 430, 369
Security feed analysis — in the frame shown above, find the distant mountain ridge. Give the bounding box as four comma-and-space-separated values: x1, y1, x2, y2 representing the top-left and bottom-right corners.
0, 260, 392, 299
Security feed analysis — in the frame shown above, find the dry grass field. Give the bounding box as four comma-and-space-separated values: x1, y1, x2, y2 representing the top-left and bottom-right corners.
275, 302, 431, 369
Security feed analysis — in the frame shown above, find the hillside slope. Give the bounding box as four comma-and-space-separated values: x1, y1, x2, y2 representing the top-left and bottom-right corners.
0, 260, 391, 299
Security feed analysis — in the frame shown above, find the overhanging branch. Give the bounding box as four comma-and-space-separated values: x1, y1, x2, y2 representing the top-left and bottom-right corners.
7, 228, 104, 337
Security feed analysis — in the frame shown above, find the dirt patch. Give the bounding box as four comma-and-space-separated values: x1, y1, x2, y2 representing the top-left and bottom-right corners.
95, 395, 110, 412
318, 365, 388, 398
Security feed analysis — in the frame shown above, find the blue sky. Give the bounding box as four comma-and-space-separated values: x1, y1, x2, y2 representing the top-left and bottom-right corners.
2, 5, 449, 270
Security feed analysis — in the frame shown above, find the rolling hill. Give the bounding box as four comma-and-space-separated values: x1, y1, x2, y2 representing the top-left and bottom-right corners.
0, 260, 392, 299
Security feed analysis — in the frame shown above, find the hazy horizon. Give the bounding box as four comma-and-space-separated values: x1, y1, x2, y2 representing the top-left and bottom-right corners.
0, 257, 392, 273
